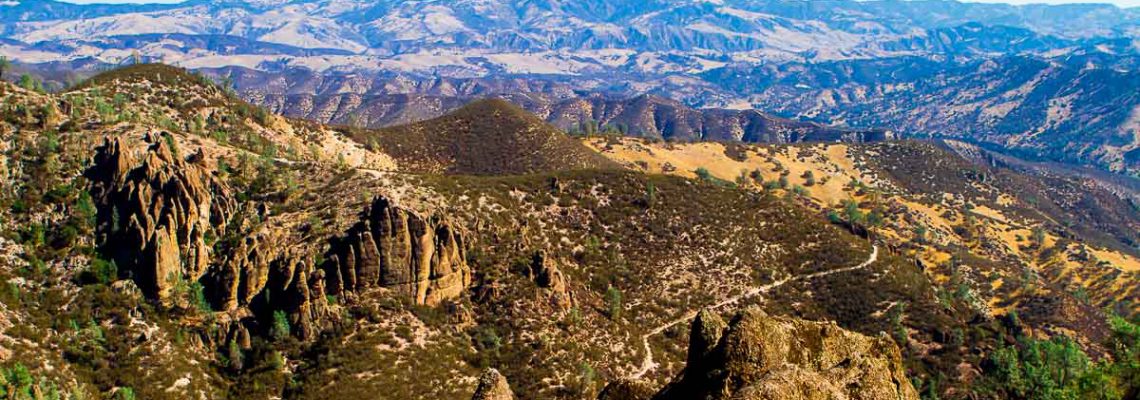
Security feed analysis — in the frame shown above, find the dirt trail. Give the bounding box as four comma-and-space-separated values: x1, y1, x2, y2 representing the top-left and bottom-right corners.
629, 245, 879, 379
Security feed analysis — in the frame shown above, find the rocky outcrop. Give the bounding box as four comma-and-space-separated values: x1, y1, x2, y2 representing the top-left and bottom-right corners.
87, 133, 235, 303
686, 309, 727, 371
324, 196, 471, 306
471, 369, 515, 400
652, 308, 919, 400
87, 133, 332, 339
527, 251, 573, 311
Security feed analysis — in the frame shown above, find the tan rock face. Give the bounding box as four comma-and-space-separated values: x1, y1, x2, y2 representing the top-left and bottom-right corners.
654, 308, 919, 400
471, 369, 515, 400
88, 133, 235, 303
87, 133, 332, 339
325, 196, 471, 306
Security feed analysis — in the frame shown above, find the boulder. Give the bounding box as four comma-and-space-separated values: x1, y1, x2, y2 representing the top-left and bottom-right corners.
471, 369, 514, 400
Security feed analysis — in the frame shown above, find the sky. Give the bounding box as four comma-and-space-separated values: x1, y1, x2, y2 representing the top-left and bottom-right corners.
54, 0, 1140, 5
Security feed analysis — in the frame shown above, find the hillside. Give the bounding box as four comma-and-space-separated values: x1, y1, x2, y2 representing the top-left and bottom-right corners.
0, 64, 1138, 400
350, 98, 619, 175
585, 136, 1140, 320
703, 55, 1140, 175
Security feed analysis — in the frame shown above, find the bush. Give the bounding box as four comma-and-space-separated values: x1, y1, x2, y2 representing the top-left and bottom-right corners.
189, 281, 211, 313
271, 310, 290, 340
605, 286, 623, 320
115, 387, 136, 400
694, 167, 712, 181
85, 257, 118, 285
980, 316, 1140, 399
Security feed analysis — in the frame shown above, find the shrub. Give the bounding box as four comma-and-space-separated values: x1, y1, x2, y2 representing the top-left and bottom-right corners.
694, 167, 712, 181
86, 257, 118, 285
271, 310, 290, 340
644, 182, 656, 208
575, 363, 597, 397
605, 286, 623, 320
189, 281, 211, 313
115, 387, 136, 400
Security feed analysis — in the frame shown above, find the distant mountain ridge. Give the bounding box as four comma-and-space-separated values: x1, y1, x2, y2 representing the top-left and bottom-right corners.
5, 0, 1140, 176
250, 82, 890, 144
3, 0, 1136, 73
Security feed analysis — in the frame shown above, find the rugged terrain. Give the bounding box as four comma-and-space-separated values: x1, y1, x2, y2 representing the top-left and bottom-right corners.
7, 0, 1140, 176
251, 87, 891, 144
0, 64, 1137, 400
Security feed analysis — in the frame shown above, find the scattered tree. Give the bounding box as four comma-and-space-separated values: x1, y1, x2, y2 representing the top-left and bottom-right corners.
605, 286, 622, 320
271, 310, 290, 340
694, 167, 712, 182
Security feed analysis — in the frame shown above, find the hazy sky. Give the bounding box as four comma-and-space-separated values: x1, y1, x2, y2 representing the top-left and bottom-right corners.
55, 0, 1140, 6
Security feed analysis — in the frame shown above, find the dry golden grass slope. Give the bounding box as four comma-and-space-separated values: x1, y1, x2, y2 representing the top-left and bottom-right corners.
585, 137, 1140, 323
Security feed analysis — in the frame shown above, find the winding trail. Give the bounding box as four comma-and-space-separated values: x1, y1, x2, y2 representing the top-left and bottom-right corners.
628, 245, 879, 379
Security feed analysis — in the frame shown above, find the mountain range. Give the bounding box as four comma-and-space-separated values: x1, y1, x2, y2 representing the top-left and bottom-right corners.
3, 0, 1140, 169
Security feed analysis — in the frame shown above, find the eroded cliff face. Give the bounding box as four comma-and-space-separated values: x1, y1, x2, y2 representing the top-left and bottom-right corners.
87, 133, 235, 303
86, 132, 471, 340
610, 308, 919, 400
323, 196, 471, 306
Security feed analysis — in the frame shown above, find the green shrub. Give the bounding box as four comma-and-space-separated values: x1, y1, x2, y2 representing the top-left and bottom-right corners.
605, 286, 623, 321
86, 257, 117, 285
189, 281, 210, 313
694, 167, 712, 181
271, 310, 290, 340
114, 387, 135, 400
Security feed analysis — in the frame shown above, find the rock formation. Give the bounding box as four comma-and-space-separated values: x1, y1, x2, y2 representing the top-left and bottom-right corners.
471, 369, 515, 400
324, 196, 471, 306
87, 133, 332, 339
527, 251, 573, 311
87, 133, 235, 303
615, 308, 919, 400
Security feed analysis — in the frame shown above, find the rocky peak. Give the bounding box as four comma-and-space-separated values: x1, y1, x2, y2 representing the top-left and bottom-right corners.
685, 308, 726, 372
644, 308, 919, 400
324, 196, 471, 306
527, 251, 573, 311
86, 132, 335, 339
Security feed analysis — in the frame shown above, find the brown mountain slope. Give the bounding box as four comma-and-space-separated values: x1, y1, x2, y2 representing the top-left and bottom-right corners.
351, 98, 619, 175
